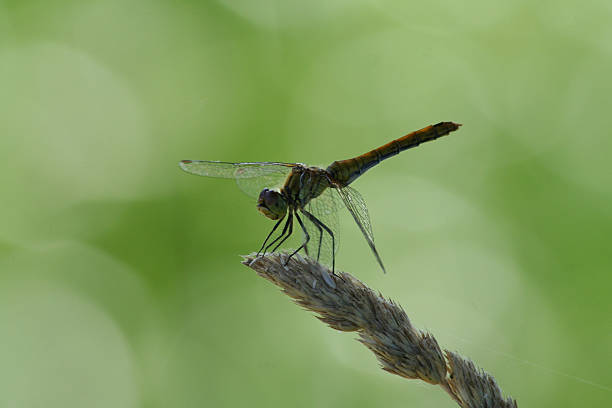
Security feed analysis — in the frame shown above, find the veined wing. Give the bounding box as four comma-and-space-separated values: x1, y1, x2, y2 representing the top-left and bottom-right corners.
179, 160, 295, 178
334, 184, 386, 273
179, 160, 296, 197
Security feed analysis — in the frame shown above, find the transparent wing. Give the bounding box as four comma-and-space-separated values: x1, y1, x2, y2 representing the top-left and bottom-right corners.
334, 185, 386, 273
301, 187, 340, 268
179, 160, 295, 197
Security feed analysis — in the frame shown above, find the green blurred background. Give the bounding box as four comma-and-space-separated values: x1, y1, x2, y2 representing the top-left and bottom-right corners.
1, 1, 611, 406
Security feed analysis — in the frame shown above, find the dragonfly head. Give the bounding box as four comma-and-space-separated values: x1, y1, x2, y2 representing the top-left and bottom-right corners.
257, 188, 287, 220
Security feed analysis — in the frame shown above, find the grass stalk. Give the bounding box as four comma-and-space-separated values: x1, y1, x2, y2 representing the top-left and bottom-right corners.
242, 252, 517, 408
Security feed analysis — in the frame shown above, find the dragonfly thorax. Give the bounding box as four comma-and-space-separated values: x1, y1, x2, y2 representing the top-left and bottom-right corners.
280, 165, 331, 208
257, 188, 287, 220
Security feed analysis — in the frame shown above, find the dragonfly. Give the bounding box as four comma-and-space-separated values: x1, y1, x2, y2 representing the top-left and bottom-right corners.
180, 121, 461, 273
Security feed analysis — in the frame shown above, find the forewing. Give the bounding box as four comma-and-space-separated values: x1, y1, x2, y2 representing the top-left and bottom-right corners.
335, 185, 386, 273
302, 187, 340, 268
179, 160, 294, 197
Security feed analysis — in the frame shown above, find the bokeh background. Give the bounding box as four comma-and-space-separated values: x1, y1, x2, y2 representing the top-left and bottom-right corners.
1, 1, 611, 407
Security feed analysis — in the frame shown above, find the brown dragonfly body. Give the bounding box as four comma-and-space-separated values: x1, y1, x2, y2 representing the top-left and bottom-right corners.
180, 121, 461, 273
280, 121, 460, 206
327, 121, 460, 186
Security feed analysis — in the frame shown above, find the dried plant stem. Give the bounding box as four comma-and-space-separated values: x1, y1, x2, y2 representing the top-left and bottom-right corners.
242, 252, 517, 408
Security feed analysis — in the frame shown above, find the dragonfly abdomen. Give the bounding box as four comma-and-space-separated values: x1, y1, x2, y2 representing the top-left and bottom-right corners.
326, 122, 461, 186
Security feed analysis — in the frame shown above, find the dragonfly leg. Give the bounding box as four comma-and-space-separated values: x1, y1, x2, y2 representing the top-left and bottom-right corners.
270, 211, 294, 253
257, 216, 285, 257
299, 209, 323, 262
261, 212, 291, 254
285, 211, 309, 265
301, 209, 336, 274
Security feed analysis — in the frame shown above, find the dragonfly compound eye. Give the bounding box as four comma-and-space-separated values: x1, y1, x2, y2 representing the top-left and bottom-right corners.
257, 188, 287, 220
